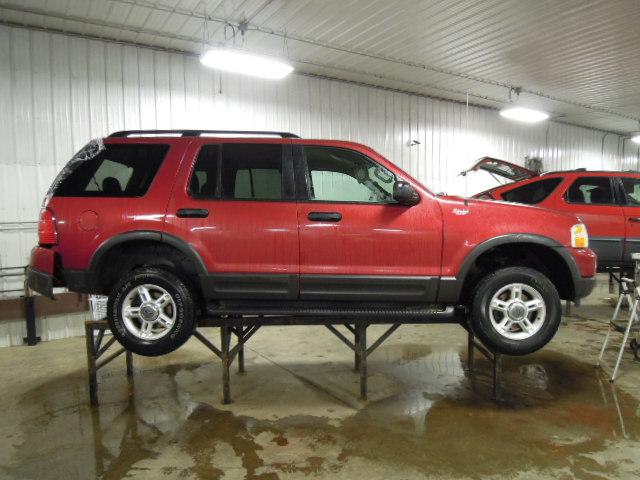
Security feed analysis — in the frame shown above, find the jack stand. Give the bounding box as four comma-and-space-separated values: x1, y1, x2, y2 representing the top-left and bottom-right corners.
467, 331, 503, 401
192, 324, 260, 404
325, 322, 401, 401
85, 320, 133, 406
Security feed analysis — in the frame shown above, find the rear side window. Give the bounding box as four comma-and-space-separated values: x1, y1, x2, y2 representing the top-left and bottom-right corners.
566, 176, 614, 205
54, 144, 168, 197
220, 144, 283, 200
189, 145, 219, 198
501, 178, 562, 204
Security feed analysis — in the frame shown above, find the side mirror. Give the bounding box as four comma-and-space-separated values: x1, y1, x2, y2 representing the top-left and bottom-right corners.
393, 180, 420, 206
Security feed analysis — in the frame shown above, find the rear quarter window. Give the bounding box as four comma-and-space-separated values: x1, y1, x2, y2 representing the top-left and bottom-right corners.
54, 143, 169, 197
501, 178, 562, 204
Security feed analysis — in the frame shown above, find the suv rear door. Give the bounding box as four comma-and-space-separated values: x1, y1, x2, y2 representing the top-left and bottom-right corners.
293, 144, 443, 302
164, 139, 299, 299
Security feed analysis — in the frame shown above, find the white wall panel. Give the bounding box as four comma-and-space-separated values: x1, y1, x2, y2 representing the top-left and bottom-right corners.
0, 24, 639, 342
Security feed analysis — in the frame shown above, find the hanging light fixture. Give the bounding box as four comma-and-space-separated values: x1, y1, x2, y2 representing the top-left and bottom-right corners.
499, 87, 549, 124
631, 133, 640, 144
200, 48, 293, 80
500, 106, 549, 123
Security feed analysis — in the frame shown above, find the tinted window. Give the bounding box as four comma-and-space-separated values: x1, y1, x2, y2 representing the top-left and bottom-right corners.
303, 146, 396, 203
566, 177, 614, 204
220, 144, 283, 200
621, 177, 640, 205
501, 178, 562, 204
189, 145, 219, 198
54, 144, 168, 197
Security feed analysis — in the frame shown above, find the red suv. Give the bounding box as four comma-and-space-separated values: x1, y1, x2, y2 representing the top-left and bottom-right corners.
467, 157, 640, 272
27, 131, 596, 357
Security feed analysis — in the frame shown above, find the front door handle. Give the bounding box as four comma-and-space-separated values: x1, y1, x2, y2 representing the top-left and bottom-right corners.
177, 208, 209, 218
629, 217, 640, 223
308, 212, 342, 222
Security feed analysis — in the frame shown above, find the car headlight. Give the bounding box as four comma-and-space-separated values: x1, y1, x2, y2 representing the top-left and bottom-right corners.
571, 223, 589, 248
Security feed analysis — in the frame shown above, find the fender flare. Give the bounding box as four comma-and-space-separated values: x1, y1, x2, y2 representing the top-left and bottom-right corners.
89, 230, 208, 276
437, 233, 579, 302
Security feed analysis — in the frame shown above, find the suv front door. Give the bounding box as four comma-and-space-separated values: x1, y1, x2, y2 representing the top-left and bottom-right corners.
294, 145, 443, 302
558, 176, 625, 268
616, 176, 640, 265
165, 140, 299, 299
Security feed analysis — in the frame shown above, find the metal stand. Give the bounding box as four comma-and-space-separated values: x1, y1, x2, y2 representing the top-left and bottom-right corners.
597, 276, 640, 382
85, 320, 133, 406
192, 324, 260, 404
84, 309, 467, 405
325, 322, 401, 400
467, 331, 503, 401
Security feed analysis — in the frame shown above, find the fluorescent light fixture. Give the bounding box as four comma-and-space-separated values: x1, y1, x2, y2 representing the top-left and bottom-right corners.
200, 48, 293, 80
500, 106, 549, 123
631, 133, 640, 144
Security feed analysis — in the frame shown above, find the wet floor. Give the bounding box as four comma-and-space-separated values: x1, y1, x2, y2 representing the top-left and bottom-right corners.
1, 325, 639, 480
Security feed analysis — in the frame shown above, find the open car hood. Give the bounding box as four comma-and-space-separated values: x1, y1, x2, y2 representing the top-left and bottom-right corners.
459, 156, 538, 182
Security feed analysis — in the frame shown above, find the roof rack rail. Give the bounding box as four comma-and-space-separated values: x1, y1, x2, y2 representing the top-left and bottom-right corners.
108, 130, 300, 138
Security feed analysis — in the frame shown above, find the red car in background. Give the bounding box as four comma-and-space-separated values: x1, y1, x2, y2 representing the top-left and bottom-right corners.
467, 157, 640, 272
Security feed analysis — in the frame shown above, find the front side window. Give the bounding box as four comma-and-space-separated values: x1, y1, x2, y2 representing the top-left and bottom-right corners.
54, 143, 168, 197
620, 177, 640, 205
221, 144, 283, 200
501, 178, 562, 204
566, 177, 614, 205
303, 146, 396, 203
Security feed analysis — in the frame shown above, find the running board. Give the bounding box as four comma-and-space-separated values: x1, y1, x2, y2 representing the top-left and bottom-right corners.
203, 305, 464, 324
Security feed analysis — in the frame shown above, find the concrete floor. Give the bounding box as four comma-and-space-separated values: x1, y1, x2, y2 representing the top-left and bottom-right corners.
0, 277, 639, 480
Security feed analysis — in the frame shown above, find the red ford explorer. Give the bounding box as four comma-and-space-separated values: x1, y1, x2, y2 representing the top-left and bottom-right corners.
27, 130, 596, 357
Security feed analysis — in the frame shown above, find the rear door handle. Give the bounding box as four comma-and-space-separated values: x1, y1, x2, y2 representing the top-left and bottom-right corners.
629, 217, 640, 223
308, 212, 342, 222
177, 208, 209, 218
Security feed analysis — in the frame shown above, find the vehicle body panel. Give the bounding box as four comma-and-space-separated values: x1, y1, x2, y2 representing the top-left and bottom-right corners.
27, 134, 597, 305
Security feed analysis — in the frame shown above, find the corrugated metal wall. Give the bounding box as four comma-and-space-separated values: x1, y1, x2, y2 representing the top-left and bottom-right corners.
0, 24, 639, 344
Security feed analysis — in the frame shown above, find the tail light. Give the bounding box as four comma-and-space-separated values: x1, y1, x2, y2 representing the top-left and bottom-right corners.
38, 208, 58, 246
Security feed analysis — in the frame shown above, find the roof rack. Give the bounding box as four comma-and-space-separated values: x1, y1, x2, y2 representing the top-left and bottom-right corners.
108, 130, 300, 138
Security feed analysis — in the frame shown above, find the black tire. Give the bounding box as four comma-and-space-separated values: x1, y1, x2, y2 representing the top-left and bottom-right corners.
470, 266, 561, 356
107, 267, 196, 356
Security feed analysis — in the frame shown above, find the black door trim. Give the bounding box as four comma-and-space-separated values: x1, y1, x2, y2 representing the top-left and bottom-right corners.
299, 275, 438, 302
200, 273, 298, 300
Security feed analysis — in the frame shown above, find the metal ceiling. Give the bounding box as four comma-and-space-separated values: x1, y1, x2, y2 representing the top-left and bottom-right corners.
1, 0, 639, 134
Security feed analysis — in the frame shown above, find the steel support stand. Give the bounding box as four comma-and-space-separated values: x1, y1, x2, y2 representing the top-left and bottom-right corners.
235, 327, 246, 374
357, 323, 368, 400
23, 295, 40, 346
324, 321, 401, 401
220, 326, 232, 404
467, 331, 503, 401
191, 323, 261, 405
85, 320, 132, 406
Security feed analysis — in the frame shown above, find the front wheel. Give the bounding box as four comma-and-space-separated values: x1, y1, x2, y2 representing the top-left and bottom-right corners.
107, 267, 196, 356
470, 267, 561, 355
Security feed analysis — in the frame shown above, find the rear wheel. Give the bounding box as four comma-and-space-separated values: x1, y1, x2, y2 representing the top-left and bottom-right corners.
470, 267, 561, 355
107, 267, 196, 356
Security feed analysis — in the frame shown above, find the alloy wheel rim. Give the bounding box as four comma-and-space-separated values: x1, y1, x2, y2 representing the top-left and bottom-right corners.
488, 283, 546, 340
121, 284, 176, 340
